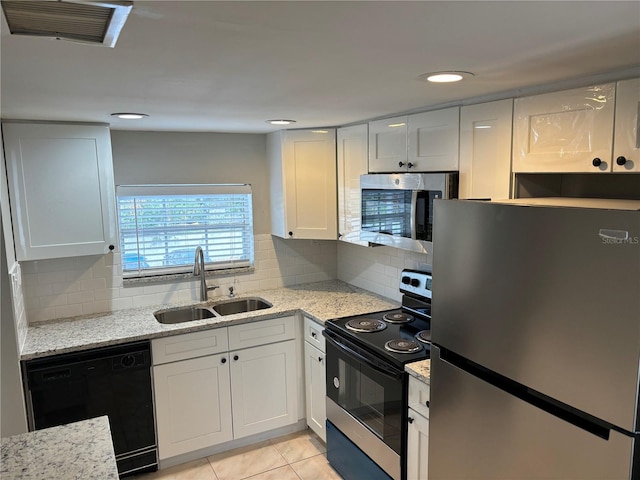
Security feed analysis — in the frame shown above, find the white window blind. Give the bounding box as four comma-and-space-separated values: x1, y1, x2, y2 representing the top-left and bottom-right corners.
116, 184, 254, 278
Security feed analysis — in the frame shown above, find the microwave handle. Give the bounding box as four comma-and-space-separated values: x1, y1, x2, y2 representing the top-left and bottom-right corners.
410, 190, 418, 240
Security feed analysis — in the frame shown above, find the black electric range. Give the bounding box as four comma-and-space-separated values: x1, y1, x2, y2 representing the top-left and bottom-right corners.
324, 268, 432, 371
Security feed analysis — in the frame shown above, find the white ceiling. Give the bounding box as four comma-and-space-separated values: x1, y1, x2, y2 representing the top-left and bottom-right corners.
1, 1, 640, 133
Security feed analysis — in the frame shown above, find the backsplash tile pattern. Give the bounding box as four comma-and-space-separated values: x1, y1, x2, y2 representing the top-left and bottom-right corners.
336, 241, 431, 302
9, 263, 28, 350
22, 234, 337, 324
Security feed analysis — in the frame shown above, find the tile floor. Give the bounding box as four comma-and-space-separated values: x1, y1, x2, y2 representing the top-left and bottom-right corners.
133, 429, 343, 480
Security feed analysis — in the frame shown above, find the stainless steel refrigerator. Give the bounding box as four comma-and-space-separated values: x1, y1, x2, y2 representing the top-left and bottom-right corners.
430, 198, 640, 480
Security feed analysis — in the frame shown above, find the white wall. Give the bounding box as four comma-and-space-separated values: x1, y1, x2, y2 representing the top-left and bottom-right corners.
110, 130, 271, 234
1, 220, 28, 436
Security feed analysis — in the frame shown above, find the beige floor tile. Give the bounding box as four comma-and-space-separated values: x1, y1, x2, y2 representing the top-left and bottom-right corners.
270, 430, 327, 464
290, 454, 342, 480
207, 441, 288, 480
244, 465, 301, 480
133, 458, 218, 480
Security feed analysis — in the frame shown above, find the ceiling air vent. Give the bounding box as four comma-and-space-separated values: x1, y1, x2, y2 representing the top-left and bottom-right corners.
1, 0, 133, 47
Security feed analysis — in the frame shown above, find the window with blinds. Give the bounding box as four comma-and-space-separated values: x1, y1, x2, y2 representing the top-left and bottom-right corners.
116, 184, 254, 278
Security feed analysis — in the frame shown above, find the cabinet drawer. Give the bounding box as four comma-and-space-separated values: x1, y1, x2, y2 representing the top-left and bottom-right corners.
408, 376, 430, 419
228, 316, 295, 350
152, 328, 229, 365
303, 316, 325, 352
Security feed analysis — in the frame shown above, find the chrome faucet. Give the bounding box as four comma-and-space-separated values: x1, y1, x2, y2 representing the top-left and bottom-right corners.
194, 247, 218, 301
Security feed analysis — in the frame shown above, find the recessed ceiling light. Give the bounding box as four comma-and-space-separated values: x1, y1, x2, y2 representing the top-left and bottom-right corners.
267, 119, 297, 125
387, 123, 406, 128
110, 113, 149, 120
311, 130, 329, 134
418, 71, 474, 83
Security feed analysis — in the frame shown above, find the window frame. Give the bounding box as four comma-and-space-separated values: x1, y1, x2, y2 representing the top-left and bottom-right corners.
116, 184, 255, 279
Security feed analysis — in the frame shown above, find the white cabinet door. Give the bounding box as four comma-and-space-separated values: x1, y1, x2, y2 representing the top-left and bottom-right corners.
368, 116, 408, 172
459, 99, 513, 200
407, 407, 429, 480
408, 107, 460, 171
337, 124, 368, 245
230, 340, 298, 439
268, 129, 337, 240
512, 84, 616, 173
153, 353, 233, 459
613, 78, 640, 173
2, 122, 117, 260
304, 341, 326, 442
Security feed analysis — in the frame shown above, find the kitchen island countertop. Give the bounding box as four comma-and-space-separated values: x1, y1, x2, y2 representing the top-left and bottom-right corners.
0, 416, 118, 480
21, 280, 399, 360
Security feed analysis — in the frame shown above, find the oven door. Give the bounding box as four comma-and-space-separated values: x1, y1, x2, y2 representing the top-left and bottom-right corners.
324, 329, 406, 479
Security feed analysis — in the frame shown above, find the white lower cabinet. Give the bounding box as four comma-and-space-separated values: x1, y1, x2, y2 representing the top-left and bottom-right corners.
303, 317, 326, 441
152, 316, 299, 461
407, 407, 429, 480
154, 353, 233, 459
230, 340, 298, 439
407, 376, 430, 480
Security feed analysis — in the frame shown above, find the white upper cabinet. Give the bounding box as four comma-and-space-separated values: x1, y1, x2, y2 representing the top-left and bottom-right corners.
337, 124, 368, 245
459, 99, 513, 200
407, 107, 460, 171
612, 78, 640, 172
512, 84, 616, 173
2, 122, 117, 260
368, 116, 408, 172
268, 129, 337, 240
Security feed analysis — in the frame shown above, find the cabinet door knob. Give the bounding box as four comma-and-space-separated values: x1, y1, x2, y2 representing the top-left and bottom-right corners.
288, 231, 294, 237
398, 161, 405, 167
426, 400, 430, 408
616, 156, 628, 166
407, 162, 414, 169
108, 244, 115, 251
233, 355, 239, 361
311, 331, 317, 338
408, 417, 414, 424
592, 158, 602, 167
318, 356, 323, 363
221, 357, 227, 364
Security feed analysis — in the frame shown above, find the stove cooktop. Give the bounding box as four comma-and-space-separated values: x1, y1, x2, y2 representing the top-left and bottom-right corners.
325, 307, 431, 369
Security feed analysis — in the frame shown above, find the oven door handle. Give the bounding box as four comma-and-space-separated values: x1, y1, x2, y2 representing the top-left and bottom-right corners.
323, 329, 404, 380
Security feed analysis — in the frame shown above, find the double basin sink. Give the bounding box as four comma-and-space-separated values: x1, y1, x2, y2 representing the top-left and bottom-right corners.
154, 297, 272, 324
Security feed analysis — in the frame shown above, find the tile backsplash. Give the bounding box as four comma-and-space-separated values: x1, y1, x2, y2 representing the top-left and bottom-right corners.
336, 241, 431, 302
9, 263, 28, 350
20, 236, 429, 325
22, 234, 337, 324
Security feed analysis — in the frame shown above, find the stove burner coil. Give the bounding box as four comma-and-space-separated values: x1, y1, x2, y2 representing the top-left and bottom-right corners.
415, 330, 432, 344
382, 312, 414, 324
384, 339, 423, 354
345, 318, 387, 333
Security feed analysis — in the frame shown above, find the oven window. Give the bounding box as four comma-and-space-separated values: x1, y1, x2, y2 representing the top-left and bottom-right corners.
327, 342, 404, 454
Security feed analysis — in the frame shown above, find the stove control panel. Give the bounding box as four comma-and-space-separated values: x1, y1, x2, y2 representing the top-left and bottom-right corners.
399, 269, 432, 299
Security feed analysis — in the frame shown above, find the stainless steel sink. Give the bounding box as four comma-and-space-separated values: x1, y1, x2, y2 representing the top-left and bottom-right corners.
154, 306, 216, 324
212, 297, 272, 316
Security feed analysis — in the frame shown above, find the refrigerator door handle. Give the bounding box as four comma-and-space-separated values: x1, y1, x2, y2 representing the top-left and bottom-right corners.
598, 229, 629, 241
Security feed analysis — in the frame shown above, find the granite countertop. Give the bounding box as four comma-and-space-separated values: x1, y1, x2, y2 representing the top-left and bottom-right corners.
405, 359, 431, 385
22, 280, 399, 360
0, 416, 118, 480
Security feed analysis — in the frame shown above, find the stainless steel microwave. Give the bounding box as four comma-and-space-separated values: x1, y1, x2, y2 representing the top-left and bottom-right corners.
360, 173, 458, 253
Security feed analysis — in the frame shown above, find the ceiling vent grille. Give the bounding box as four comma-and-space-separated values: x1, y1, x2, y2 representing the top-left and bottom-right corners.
1, 0, 132, 47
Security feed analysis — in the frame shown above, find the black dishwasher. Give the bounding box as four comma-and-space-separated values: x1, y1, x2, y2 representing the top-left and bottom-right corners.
23, 341, 157, 477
